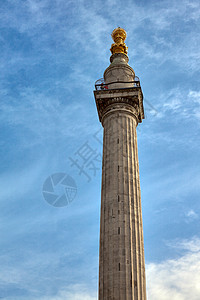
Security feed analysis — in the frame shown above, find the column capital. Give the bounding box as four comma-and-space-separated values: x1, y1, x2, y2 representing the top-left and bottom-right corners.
94, 87, 144, 125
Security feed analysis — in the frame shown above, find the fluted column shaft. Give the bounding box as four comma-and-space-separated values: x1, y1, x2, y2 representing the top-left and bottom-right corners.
99, 108, 146, 300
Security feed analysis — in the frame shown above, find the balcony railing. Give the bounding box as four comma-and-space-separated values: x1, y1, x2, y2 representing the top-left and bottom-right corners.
95, 76, 140, 90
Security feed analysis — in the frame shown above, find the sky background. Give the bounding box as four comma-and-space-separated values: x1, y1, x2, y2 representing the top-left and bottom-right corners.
0, 0, 200, 299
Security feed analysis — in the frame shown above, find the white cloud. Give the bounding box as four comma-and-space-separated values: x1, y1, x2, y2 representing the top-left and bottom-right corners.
185, 209, 198, 221
147, 237, 200, 300
174, 237, 200, 253
188, 90, 200, 104
160, 88, 186, 113
25, 237, 200, 300
165, 237, 200, 253
18, 237, 200, 300
163, 97, 181, 111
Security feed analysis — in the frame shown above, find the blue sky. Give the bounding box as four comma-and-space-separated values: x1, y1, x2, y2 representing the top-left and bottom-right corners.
0, 0, 200, 299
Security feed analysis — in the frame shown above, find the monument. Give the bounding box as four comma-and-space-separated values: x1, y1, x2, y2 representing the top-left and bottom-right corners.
94, 28, 147, 299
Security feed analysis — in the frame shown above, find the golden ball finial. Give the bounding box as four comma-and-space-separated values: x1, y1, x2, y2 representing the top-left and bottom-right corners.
110, 27, 128, 55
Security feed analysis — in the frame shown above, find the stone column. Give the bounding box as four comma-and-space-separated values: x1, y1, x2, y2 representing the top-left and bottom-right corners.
94, 28, 146, 300
98, 106, 146, 300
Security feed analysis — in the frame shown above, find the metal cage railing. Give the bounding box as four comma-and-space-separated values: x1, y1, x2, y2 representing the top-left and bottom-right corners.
94, 76, 140, 90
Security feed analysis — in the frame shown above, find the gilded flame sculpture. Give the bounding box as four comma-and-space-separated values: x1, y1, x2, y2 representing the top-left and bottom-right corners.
110, 27, 128, 55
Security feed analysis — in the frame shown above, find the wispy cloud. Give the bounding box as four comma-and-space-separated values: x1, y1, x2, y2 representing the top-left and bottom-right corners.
161, 88, 200, 122
0, 240, 98, 299
185, 209, 199, 222
1, 0, 200, 72
0, 158, 46, 201
189, 91, 200, 104
0, 1, 200, 299
0, 87, 95, 150
29, 284, 97, 300
139, 87, 200, 149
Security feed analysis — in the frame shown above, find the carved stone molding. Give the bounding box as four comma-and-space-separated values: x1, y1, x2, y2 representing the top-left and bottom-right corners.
94, 88, 144, 125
